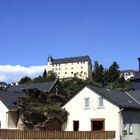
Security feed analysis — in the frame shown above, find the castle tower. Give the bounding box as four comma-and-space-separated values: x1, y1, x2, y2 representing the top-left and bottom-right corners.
48, 55, 53, 65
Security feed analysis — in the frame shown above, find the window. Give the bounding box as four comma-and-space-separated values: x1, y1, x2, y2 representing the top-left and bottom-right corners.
71, 67, 73, 70
84, 98, 90, 108
65, 72, 67, 74
73, 121, 79, 131
0, 121, 1, 128
81, 66, 83, 69
98, 97, 104, 108
71, 72, 73, 74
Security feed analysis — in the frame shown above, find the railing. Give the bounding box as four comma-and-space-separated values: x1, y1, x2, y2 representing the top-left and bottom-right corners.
0, 130, 115, 139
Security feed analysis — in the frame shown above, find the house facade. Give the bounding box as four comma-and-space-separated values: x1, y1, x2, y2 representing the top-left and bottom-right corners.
120, 70, 135, 80
0, 99, 11, 129
63, 86, 140, 140
47, 55, 92, 80
0, 91, 20, 129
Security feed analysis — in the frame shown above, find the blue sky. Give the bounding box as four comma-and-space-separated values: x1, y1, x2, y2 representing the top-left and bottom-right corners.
0, 0, 140, 82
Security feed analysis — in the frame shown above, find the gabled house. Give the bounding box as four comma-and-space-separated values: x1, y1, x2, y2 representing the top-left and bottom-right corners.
63, 85, 140, 140
0, 91, 22, 129
0, 79, 60, 129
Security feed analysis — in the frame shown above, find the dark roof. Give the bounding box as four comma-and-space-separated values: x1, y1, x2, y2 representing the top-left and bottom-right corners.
0, 80, 58, 110
0, 91, 23, 110
0, 82, 7, 86
127, 90, 140, 102
6, 79, 58, 93
131, 71, 140, 80
87, 85, 140, 109
51, 55, 92, 65
121, 70, 135, 73
122, 109, 140, 123
130, 81, 140, 90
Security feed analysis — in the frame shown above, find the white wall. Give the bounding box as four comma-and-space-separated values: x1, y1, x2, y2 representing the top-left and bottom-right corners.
120, 72, 135, 81
63, 87, 121, 140
0, 100, 9, 128
0, 101, 18, 129
47, 61, 92, 80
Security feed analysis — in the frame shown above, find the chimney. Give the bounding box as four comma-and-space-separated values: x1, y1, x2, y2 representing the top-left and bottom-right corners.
138, 57, 140, 70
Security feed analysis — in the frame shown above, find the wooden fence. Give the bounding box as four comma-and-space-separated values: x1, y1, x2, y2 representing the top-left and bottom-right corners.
0, 130, 115, 139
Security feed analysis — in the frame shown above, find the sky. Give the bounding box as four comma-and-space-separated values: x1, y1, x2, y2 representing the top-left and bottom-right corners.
0, 0, 140, 83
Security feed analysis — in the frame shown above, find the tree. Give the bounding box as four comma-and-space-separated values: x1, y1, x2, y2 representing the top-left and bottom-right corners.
18, 88, 68, 130
33, 76, 44, 83
47, 71, 57, 81
93, 61, 104, 82
112, 76, 131, 91
43, 69, 47, 78
104, 62, 120, 83
61, 77, 88, 98
19, 76, 32, 84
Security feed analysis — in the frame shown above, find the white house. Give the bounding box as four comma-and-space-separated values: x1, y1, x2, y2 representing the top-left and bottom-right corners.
47, 55, 92, 80
63, 85, 140, 140
120, 70, 135, 80
0, 91, 20, 129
